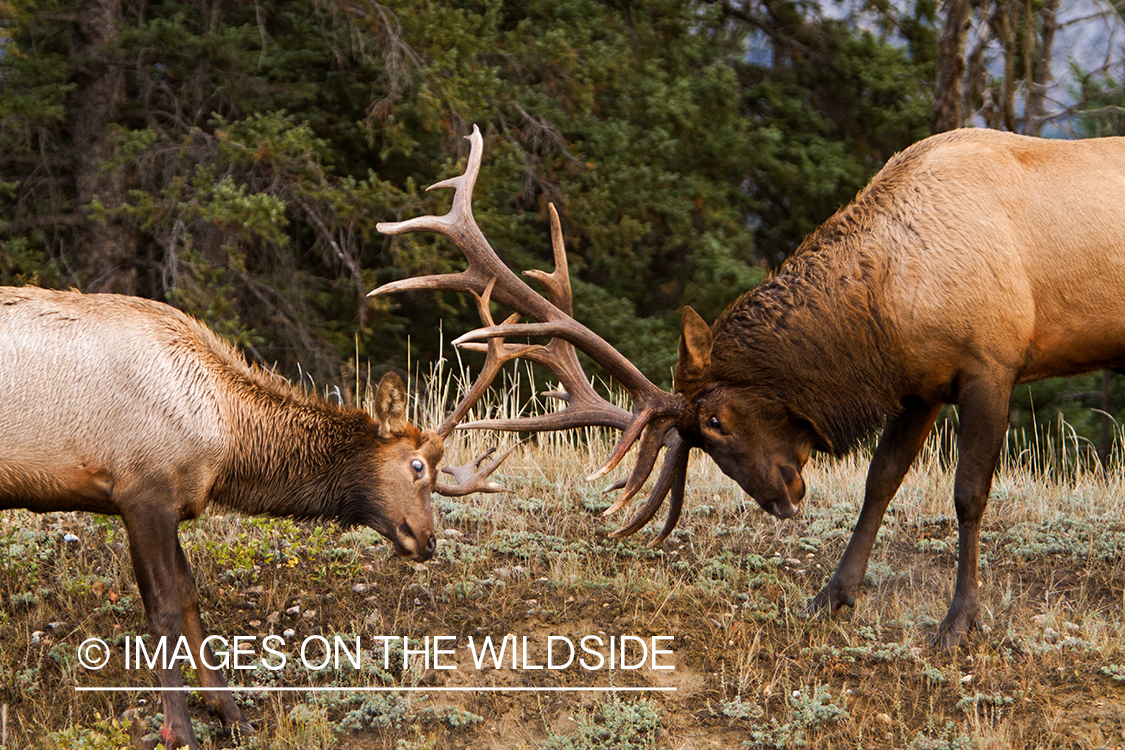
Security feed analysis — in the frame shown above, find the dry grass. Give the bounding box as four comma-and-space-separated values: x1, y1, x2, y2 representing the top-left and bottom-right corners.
2, 366, 1125, 749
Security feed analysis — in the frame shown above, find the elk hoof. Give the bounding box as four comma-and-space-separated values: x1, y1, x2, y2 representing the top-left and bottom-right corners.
933, 613, 982, 652
932, 626, 966, 652
806, 583, 856, 618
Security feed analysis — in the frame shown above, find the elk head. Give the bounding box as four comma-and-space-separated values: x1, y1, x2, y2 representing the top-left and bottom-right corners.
361, 372, 514, 560
673, 308, 813, 519
371, 125, 779, 544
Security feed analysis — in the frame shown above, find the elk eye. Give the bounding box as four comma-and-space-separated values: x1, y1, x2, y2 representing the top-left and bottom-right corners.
411, 459, 425, 474
708, 415, 724, 434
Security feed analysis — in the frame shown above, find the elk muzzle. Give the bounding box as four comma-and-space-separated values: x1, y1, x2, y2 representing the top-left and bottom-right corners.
392, 520, 437, 561
759, 462, 805, 519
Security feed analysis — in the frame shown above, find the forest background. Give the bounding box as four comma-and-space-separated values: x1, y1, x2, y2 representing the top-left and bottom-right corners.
4, 0, 1125, 461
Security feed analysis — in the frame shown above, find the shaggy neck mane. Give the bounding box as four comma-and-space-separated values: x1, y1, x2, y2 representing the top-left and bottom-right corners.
711, 187, 909, 455
196, 326, 388, 524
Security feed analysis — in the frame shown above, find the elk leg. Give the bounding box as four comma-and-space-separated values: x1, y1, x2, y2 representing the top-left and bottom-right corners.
173, 538, 254, 740
935, 380, 1010, 651
809, 399, 941, 616
123, 508, 200, 750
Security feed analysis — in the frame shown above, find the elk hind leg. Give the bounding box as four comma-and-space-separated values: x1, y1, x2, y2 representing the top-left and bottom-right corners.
935, 380, 1010, 651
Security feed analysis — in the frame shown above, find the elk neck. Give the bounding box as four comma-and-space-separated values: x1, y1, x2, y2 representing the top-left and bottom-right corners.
207, 372, 385, 524
709, 193, 910, 455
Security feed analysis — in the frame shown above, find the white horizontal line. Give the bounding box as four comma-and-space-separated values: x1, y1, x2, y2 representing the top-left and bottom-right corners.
76, 686, 676, 693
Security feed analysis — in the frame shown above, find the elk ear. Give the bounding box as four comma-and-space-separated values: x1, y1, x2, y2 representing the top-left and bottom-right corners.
375, 372, 410, 438
675, 306, 712, 386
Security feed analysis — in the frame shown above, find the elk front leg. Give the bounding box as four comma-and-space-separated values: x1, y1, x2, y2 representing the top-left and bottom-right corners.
124, 508, 200, 750
810, 399, 941, 615
174, 538, 253, 741
935, 380, 1010, 651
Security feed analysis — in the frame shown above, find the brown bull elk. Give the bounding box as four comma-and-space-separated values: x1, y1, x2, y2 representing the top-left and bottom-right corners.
0, 286, 507, 750
374, 125, 1125, 650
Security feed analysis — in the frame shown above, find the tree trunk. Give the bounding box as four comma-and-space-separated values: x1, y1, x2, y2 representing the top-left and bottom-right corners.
932, 0, 975, 133
68, 0, 134, 293
1024, 0, 1058, 136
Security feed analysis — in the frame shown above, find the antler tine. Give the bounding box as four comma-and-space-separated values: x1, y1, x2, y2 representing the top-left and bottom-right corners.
523, 203, 573, 315
458, 335, 633, 432
606, 436, 690, 543
434, 444, 522, 497
373, 126, 556, 321
435, 278, 543, 437
600, 417, 677, 516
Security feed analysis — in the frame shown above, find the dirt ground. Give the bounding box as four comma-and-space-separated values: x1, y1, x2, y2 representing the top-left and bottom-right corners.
4, 443, 1125, 749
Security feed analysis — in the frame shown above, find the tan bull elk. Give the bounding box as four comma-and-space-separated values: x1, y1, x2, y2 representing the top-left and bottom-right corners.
374, 125, 1125, 651
0, 286, 507, 750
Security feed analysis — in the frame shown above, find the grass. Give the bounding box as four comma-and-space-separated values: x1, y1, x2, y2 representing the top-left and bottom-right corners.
2, 364, 1125, 748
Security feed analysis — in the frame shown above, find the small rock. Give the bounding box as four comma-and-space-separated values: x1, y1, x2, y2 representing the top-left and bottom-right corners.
442, 529, 463, 539
876, 713, 892, 725
31, 630, 45, 644
63, 533, 79, 543
960, 674, 973, 684
283, 628, 296, 638
353, 583, 369, 595
285, 605, 300, 616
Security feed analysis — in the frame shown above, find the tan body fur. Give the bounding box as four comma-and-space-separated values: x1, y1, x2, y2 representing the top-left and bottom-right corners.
675, 129, 1125, 649
876, 130, 1125, 391
0, 286, 443, 749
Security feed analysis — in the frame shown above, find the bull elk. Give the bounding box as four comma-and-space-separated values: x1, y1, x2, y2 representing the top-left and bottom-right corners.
0, 286, 508, 750
373, 125, 1125, 651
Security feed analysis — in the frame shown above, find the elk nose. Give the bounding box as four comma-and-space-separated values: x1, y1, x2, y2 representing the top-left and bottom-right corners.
410, 531, 436, 562
395, 522, 437, 561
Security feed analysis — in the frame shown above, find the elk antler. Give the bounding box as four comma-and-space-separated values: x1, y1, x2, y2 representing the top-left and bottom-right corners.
433, 444, 521, 497
372, 125, 688, 544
